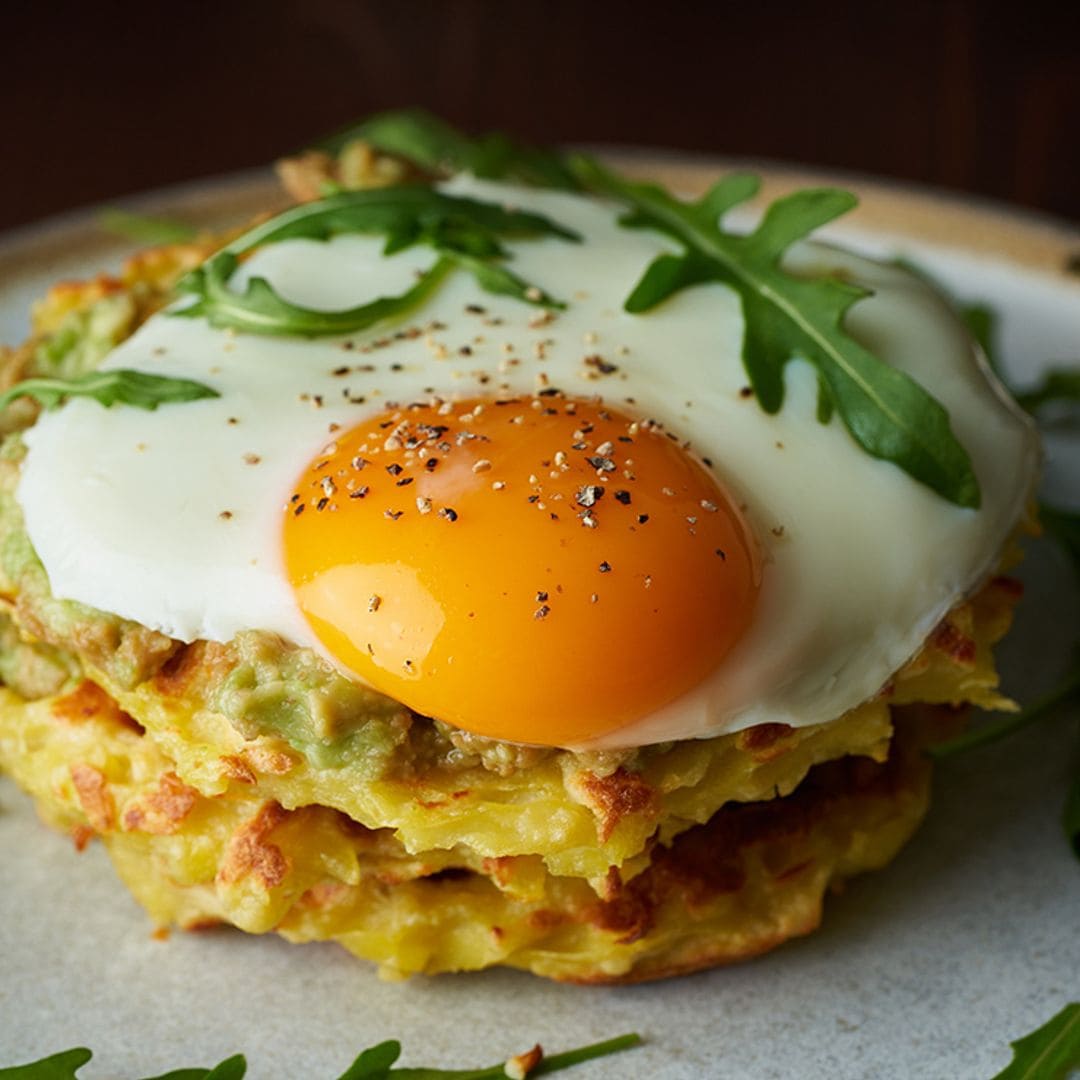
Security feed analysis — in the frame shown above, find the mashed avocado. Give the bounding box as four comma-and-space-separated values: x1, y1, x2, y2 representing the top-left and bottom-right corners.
34, 291, 138, 378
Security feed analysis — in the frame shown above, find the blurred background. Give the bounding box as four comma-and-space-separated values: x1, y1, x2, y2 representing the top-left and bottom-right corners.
4, 0, 1078, 232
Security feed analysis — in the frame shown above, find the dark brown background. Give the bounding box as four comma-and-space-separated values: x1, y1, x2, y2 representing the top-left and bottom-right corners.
4, 0, 1079, 233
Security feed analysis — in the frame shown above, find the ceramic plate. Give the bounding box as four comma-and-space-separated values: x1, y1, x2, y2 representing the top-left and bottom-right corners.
1, 156, 1078, 1079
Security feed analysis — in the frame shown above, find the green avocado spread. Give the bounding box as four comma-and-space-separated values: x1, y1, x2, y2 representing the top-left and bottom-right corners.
0, 429, 566, 779
0, 269, 628, 783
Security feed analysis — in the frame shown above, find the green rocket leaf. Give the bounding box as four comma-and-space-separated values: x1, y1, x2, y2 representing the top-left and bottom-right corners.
318, 109, 581, 190
176, 187, 578, 337
0, 369, 219, 412
988, 1002, 1080, 1079
570, 154, 981, 508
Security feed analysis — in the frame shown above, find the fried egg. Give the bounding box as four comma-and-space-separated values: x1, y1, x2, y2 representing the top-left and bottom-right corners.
16, 176, 1039, 749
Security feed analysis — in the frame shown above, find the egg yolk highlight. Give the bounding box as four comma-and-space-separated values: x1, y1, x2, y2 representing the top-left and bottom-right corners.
283, 395, 759, 746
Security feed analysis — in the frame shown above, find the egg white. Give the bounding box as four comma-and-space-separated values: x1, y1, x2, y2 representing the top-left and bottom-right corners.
17, 176, 1039, 748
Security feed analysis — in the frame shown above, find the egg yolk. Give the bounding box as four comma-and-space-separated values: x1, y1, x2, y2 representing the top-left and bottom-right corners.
283, 394, 759, 746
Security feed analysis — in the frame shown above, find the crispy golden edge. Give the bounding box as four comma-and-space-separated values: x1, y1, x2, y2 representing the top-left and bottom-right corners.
0, 536, 1021, 885
0, 663, 948, 981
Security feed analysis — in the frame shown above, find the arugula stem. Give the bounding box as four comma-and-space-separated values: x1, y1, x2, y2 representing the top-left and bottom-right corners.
532, 1033, 642, 1074
928, 667, 1080, 759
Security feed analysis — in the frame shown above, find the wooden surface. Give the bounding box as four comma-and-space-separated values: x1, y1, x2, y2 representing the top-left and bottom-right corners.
4, 1, 1078, 232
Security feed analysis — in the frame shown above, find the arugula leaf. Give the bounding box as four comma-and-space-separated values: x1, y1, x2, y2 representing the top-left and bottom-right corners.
0, 1049, 248, 1080
570, 154, 981, 509
99, 208, 197, 245
141, 1071, 223, 1080
183, 252, 454, 338
1015, 368, 1080, 415
199, 1057, 247, 1080
989, 1002, 1080, 1079
320, 109, 467, 165
318, 109, 581, 191
177, 188, 578, 337
0, 1048, 91, 1080
0, 1035, 640, 1080
140, 1057, 247, 1080
219, 187, 578, 253
333, 1040, 402, 1079
0, 370, 219, 412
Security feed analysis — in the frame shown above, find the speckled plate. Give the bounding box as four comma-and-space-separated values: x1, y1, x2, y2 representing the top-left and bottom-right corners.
1, 156, 1078, 1080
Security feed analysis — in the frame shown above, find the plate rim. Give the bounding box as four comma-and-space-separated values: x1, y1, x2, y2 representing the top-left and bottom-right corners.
0, 147, 1078, 1080
2, 150, 1078, 278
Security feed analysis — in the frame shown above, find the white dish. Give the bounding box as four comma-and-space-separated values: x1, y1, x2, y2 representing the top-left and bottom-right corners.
0, 157, 1077, 1079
